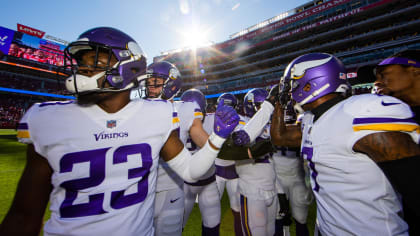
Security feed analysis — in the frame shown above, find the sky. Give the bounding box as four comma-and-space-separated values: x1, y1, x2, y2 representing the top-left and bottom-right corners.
1, 0, 309, 60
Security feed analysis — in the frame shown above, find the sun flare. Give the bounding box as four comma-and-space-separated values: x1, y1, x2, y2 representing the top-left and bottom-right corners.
183, 28, 211, 49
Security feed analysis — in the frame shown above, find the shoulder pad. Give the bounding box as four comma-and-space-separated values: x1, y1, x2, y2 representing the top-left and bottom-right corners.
344, 94, 413, 119
344, 94, 418, 133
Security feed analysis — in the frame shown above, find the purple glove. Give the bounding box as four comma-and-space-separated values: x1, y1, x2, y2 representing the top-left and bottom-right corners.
232, 130, 251, 146
214, 99, 240, 138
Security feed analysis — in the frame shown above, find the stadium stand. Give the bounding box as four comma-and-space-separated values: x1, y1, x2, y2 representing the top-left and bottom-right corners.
155, 0, 420, 96
0, 26, 70, 128
1, 0, 420, 128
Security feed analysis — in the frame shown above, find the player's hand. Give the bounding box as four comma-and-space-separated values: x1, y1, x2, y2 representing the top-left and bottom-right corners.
279, 79, 291, 108
266, 83, 280, 106
214, 99, 239, 138
232, 130, 251, 146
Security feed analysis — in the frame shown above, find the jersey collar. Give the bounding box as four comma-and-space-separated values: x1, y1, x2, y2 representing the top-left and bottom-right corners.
311, 95, 345, 122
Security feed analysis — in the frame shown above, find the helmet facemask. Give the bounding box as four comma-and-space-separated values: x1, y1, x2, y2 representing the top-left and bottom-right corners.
143, 61, 182, 100
64, 30, 146, 96
144, 76, 165, 99
217, 93, 238, 109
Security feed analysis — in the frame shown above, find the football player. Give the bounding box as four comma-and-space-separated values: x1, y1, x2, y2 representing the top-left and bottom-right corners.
374, 49, 420, 123
373, 49, 420, 235
235, 88, 278, 236
0, 27, 239, 236
271, 107, 313, 236
229, 84, 307, 236
270, 53, 419, 235
214, 93, 244, 236
142, 61, 209, 236
181, 89, 222, 235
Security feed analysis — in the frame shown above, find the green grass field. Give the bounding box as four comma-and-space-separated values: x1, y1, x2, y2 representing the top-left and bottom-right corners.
0, 129, 316, 235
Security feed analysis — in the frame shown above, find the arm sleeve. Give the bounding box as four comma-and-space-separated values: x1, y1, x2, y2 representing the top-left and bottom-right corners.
166, 133, 224, 182
243, 101, 274, 142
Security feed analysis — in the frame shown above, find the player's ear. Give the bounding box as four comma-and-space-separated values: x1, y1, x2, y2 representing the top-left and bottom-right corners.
411, 67, 420, 77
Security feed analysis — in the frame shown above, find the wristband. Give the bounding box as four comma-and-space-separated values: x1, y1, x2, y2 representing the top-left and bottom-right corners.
209, 132, 226, 149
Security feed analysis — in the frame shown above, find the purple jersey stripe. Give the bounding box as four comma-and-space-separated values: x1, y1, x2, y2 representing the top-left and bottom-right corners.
215, 164, 239, 179
172, 112, 178, 117
254, 157, 270, 164
194, 108, 201, 112
17, 123, 28, 130
353, 117, 416, 125
184, 174, 216, 186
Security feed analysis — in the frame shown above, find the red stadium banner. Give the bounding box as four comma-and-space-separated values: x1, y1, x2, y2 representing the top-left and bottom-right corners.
17, 24, 45, 38
216, 0, 355, 50
218, 0, 394, 53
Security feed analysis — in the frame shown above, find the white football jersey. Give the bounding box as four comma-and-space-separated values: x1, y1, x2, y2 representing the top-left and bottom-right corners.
17, 99, 179, 236
235, 116, 276, 200
156, 101, 202, 192
301, 94, 419, 236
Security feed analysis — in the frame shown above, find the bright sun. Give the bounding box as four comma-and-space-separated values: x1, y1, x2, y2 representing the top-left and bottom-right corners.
183, 28, 210, 49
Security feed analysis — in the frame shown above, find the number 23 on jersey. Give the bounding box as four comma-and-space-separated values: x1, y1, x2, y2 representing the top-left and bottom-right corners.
59, 143, 152, 218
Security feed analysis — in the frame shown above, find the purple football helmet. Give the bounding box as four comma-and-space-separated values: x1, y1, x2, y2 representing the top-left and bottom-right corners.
243, 88, 268, 118
145, 61, 182, 100
283, 53, 349, 108
64, 27, 147, 94
217, 93, 238, 109
180, 88, 207, 114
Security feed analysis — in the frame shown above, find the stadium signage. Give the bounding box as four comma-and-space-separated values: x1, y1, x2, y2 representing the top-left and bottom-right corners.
44, 35, 69, 46
253, 0, 393, 48
271, 8, 362, 42
17, 24, 45, 38
0, 26, 15, 54
218, 0, 353, 48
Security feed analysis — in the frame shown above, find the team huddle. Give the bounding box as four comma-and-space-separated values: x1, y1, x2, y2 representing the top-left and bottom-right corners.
0, 27, 419, 236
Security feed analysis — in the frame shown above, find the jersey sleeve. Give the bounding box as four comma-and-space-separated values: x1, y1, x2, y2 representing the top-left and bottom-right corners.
192, 103, 203, 121
16, 103, 39, 144
181, 101, 203, 134
345, 95, 419, 151
296, 113, 304, 124
242, 101, 274, 142
235, 115, 247, 131
171, 102, 180, 132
